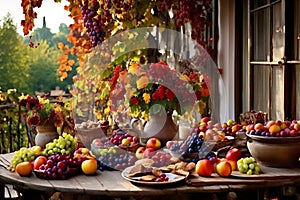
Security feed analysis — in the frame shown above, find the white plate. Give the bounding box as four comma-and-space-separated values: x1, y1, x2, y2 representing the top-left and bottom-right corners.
121, 166, 186, 185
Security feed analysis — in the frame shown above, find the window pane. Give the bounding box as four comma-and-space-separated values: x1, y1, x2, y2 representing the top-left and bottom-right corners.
272, 3, 284, 62
251, 0, 270, 10
271, 66, 284, 120
253, 65, 270, 114
253, 9, 270, 61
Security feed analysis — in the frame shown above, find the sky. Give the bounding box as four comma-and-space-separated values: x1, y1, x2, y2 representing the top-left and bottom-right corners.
0, 0, 73, 35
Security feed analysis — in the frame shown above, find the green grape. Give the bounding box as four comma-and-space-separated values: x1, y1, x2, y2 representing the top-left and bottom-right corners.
254, 165, 261, 173
237, 157, 261, 175
249, 163, 255, 170
11, 147, 37, 168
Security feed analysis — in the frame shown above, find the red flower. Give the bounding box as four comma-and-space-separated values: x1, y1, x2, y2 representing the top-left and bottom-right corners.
158, 86, 165, 99
130, 97, 139, 105
165, 89, 175, 101
152, 92, 160, 101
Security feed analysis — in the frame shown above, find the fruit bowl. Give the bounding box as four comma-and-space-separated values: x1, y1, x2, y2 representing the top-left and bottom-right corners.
246, 133, 300, 167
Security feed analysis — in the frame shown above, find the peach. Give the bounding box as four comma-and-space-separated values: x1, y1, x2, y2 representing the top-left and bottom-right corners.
254, 123, 264, 131
195, 159, 213, 177
81, 158, 98, 175
226, 160, 237, 171
215, 160, 232, 177
269, 124, 281, 133
146, 138, 161, 150
16, 161, 33, 176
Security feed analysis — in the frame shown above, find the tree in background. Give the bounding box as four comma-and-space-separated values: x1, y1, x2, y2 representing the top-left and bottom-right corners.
0, 14, 31, 93
0, 14, 75, 95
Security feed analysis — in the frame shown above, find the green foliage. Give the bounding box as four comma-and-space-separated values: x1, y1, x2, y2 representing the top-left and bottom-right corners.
0, 14, 31, 93
0, 14, 75, 95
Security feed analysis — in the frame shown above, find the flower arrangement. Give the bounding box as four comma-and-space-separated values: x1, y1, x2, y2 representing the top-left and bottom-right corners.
105, 61, 210, 120
19, 95, 66, 128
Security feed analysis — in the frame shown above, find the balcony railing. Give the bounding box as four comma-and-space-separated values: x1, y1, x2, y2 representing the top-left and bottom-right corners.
0, 103, 31, 154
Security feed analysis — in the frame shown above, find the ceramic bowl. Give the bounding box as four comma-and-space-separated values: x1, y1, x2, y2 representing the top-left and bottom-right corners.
246, 133, 300, 167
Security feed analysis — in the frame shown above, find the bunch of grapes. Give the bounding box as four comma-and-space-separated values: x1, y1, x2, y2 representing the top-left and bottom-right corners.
80, 0, 106, 46
11, 147, 37, 169
43, 133, 77, 156
237, 157, 261, 175
169, 133, 215, 163
36, 154, 87, 180
97, 149, 136, 171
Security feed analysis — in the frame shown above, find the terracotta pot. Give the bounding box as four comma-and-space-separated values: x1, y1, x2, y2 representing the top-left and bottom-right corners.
35, 125, 59, 148
247, 133, 300, 167
143, 112, 178, 145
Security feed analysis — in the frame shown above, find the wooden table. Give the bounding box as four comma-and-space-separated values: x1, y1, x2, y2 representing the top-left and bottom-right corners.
1, 153, 300, 200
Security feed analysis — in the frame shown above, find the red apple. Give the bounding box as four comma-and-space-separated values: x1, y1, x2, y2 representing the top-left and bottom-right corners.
195, 159, 213, 177
146, 138, 161, 150
135, 147, 146, 159
225, 148, 242, 161
215, 160, 232, 177
33, 155, 47, 170
201, 117, 211, 123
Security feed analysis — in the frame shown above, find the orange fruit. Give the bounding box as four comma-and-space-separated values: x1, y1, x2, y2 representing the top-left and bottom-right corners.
15, 161, 33, 176
81, 159, 98, 175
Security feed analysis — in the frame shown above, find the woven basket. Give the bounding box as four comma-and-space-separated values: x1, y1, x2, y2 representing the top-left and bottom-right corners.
75, 127, 106, 148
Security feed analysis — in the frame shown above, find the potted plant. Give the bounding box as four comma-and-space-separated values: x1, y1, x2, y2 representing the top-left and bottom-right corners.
19, 94, 71, 147
105, 61, 210, 143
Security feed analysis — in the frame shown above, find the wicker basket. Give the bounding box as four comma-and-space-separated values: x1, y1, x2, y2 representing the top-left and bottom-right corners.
75, 127, 106, 148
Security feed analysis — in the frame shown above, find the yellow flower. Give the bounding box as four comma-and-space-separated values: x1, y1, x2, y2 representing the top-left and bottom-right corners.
143, 93, 151, 104
136, 76, 149, 89
128, 62, 141, 75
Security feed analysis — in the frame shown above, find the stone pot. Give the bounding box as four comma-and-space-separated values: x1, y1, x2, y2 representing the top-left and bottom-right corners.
35, 124, 59, 148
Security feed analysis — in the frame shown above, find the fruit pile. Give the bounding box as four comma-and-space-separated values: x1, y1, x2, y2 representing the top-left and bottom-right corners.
191, 117, 245, 138
10, 133, 99, 179
11, 146, 41, 169
246, 120, 300, 137
34, 154, 86, 179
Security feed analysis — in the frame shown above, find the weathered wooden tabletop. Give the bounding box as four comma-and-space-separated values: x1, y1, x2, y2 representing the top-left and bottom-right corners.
1, 152, 300, 200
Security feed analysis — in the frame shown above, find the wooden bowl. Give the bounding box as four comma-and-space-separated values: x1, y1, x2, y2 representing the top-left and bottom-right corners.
246, 133, 300, 167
